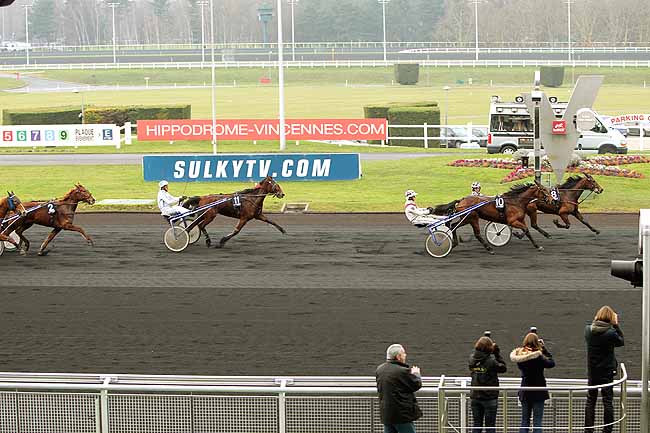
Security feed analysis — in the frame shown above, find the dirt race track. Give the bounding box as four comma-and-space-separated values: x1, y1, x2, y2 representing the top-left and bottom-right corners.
0, 212, 643, 380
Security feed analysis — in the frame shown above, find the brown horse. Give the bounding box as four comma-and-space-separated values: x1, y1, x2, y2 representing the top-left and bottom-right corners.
12, 184, 96, 256
186, 176, 286, 248
522, 174, 604, 238
0, 192, 25, 250
435, 183, 551, 253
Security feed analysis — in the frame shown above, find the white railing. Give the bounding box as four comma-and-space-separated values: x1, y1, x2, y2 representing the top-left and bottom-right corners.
2, 59, 650, 71
383, 123, 489, 149
0, 364, 636, 433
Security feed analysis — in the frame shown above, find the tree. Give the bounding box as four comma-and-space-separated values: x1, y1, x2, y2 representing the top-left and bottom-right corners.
31, 0, 57, 42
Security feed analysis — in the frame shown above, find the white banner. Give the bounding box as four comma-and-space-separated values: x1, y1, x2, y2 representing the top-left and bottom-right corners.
608, 114, 650, 125
0, 124, 121, 148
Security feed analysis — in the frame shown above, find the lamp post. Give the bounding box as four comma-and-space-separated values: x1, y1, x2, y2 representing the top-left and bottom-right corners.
288, 0, 299, 62
108, 2, 119, 64
566, 0, 573, 62
468, 0, 484, 61
443, 86, 450, 126
210, 0, 217, 154
276, 0, 286, 151
378, 0, 389, 62
197, 0, 208, 63
23, 4, 32, 66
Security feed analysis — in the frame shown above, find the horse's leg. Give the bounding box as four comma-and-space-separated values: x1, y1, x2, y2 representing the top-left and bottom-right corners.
552, 213, 572, 229
14, 225, 31, 255
199, 210, 216, 247
60, 222, 94, 246
510, 220, 543, 251
572, 209, 600, 234
469, 215, 494, 254
38, 228, 62, 256
255, 213, 286, 234
217, 218, 249, 248
529, 210, 552, 239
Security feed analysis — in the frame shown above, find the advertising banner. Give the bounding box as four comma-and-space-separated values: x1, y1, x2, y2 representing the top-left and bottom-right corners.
137, 119, 388, 141
0, 124, 120, 148
608, 114, 650, 125
143, 153, 361, 182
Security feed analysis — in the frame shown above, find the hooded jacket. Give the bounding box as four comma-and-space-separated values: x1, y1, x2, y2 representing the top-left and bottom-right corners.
585, 320, 624, 381
510, 346, 555, 402
376, 360, 423, 424
469, 347, 507, 400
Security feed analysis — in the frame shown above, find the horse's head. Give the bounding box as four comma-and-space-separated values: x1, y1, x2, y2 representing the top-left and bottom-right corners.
581, 174, 604, 194
69, 184, 96, 205
256, 176, 285, 198
5, 191, 25, 215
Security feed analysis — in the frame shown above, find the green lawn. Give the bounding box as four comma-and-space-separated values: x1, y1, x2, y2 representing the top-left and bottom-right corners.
0, 77, 27, 91
3, 156, 648, 212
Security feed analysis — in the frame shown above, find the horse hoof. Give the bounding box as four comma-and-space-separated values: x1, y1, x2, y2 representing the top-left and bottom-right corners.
544, 234, 552, 239
488, 250, 495, 255
38, 250, 49, 256
595, 230, 601, 235
538, 246, 545, 252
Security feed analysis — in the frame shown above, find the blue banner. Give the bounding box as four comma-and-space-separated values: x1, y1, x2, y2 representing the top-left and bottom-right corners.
143, 153, 361, 182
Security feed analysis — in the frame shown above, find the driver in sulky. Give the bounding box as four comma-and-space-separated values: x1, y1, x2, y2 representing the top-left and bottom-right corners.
404, 190, 445, 227
157, 180, 190, 216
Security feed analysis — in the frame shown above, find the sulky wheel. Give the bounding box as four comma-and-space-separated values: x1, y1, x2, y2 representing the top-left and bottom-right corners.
0, 239, 4, 257
3, 232, 19, 252
484, 222, 512, 247
164, 226, 189, 252
425, 230, 453, 258
180, 221, 201, 245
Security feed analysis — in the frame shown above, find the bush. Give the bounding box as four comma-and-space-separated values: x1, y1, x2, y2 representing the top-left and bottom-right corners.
2, 106, 82, 125
394, 63, 419, 85
540, 66, 564, 88
83, 104, 191, 126
387, 106, 441, 147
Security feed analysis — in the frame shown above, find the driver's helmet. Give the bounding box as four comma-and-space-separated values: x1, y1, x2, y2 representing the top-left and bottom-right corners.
471, 181, 481, 192
404, 189, 417, 200
159, 180, 169, 189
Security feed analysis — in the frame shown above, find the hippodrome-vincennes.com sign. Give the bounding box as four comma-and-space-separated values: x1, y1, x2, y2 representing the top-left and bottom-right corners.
143, 154, 362, 182
137, 119, 387, 141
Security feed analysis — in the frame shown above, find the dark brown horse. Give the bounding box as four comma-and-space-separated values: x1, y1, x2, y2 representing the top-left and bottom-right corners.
435, 183, 551, 253
0, 192, 25, 250
522, 174, 604, 238
187, 176, 286, 248
12, 184, 96, 256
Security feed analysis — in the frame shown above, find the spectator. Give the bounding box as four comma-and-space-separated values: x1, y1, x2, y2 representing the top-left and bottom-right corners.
510, 332, 555, 433
469, 336, 507, 433
585, 306, 624, 433
376, 344, 423, 433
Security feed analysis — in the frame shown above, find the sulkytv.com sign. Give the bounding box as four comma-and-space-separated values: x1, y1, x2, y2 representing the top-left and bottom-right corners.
137, 119, 388, 141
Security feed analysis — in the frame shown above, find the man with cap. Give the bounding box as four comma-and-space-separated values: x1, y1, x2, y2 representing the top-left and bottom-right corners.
157, 180, 190, 216
404, 189, 444, 227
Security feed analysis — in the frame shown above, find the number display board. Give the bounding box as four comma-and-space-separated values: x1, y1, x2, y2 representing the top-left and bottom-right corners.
0, 124, 121, 148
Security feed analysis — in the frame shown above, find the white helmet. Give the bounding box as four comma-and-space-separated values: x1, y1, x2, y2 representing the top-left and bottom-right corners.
159, 180, 169, 188
405, 189, 417, 199
471, 181, 481, 190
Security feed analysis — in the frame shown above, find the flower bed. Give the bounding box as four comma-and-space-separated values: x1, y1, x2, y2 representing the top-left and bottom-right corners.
449, 156, 649, 183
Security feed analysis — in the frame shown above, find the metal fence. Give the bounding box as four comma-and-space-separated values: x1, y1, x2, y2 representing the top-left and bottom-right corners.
0, 364, 638, 433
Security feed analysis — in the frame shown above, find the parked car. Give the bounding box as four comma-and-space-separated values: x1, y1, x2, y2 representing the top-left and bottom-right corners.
441, 126, 488, 148
625, 120, 650, 137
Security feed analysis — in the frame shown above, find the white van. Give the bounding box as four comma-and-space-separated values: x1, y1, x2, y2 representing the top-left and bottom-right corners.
486, 96, 628, 155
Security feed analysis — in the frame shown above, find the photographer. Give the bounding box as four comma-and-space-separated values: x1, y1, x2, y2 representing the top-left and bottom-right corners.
510, 330, 555, 433
469, 334, 507, 433
376, 344, 423, 433
585, 306, 624, 433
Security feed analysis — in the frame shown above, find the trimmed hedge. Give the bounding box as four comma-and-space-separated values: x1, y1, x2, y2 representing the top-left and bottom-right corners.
84, 104, 191, 126
540, 66, 564, 88
2, 106, 82, 125
394, 63, 419, 85
387, 106, 441, 147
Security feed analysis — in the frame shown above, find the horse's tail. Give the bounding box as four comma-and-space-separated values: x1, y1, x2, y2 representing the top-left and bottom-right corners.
432, 199, 459, 215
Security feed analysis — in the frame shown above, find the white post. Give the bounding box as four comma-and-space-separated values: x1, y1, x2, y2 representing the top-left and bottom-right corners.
567, 0, 572, 62
199, 1, 207, 63
474, 0, 479, 61
24, 5, 30, 66
289, 0, 298, 62
109, 3, 119, 64
124, 122, 132, 145
640, 127, 645, 152
443, 86, 450, 126
423, 122, 428, 149
210, 0, 217, 154
277, 0, 287, 151
379, 0, 389, 62
1, 8, 4, 43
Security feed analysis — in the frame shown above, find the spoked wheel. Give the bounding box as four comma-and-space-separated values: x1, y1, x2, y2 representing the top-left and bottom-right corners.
187, 226, 200, 244
0, 240, 4, 257
425, 230, 453, 258
3, 232, 19, 252
484, 222, 512, 247
164, 226, 189, 252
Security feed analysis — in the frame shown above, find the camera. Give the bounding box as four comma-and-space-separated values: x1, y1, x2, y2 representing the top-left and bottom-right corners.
611, 259, 643, 287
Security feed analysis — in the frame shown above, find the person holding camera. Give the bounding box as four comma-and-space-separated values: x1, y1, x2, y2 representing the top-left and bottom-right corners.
510, 330, 555, 433
376, 344, 423, 433
585, 306, 624, 433
469, 334, 507, 433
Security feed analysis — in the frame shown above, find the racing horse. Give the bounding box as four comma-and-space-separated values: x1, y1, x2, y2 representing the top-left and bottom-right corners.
434, 182, 552, 253
521, 174, 604, 238
12, 184, 96, 256
0, 192, 25, 251
186, 176, 286, 248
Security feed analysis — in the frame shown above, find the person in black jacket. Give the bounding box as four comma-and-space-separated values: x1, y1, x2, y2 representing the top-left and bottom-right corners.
469, 336, 507, 433
510, 332, 555, 433
585, 306, 624, 433
376, 344, 423, 433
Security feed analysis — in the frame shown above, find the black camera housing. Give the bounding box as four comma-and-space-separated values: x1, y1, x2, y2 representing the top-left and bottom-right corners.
611, 259, 643, 287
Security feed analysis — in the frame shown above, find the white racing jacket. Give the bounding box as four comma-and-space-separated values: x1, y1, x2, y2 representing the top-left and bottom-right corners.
404, 200, 432, 223
158, 189, 187, 216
